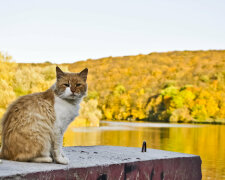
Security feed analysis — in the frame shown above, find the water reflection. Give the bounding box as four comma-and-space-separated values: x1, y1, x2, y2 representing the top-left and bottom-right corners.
64, 121, 225, 180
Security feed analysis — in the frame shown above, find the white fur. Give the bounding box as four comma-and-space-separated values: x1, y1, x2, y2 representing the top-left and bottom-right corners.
59, 87, 73, 99
54, 96, 81, 133
52, 96, 81, 164
51, 83, 83, 164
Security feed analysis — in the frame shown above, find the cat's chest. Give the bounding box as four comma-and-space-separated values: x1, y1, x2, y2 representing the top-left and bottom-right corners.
54, 96, 80, 129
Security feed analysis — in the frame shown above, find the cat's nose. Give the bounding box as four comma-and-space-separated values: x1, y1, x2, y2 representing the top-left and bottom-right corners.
71, 89, 75, 93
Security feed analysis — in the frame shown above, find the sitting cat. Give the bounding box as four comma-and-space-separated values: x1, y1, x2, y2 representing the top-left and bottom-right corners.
0, 66, 88, 164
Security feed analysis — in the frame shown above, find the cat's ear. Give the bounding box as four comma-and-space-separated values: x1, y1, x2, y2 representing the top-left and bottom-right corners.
79, 68, 88, 82
56, 66, 64, 80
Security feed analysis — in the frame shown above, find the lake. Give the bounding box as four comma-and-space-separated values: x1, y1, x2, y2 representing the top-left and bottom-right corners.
64, 121, 225, 180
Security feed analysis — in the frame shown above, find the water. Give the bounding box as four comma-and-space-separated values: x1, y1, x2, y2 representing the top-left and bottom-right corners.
64, 121, 225, 180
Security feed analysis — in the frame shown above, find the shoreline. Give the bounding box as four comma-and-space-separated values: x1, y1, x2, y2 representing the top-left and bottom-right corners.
101, 119, 225, 126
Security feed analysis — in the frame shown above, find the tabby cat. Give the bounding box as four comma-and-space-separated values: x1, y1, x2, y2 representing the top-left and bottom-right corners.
0, 66, 88, 164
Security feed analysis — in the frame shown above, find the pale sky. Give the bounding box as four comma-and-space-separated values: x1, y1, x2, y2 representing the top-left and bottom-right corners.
0, 0, 225, 63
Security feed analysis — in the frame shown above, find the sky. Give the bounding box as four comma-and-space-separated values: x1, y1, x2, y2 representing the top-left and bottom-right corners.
0, 0, 225, 63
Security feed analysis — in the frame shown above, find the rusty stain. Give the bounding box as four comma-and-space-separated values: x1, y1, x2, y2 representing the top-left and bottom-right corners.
161, 171, 164, 180
150, 168, 154, 180
97, 174, 107, 180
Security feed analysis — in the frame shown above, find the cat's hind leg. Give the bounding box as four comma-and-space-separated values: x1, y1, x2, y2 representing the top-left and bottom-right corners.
32, 156, 53, 163
31, 139, 52, 163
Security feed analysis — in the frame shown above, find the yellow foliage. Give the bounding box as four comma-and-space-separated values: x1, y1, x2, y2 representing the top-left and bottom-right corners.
73, 99, 102, 127
1, 50, 225, 123
0, 79, 16, 109
0, 56, 102, 127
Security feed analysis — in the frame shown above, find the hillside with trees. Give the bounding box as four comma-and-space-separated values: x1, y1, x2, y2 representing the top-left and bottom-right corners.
1, 50, 225, 125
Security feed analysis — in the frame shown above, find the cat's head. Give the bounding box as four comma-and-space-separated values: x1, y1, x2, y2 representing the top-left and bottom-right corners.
54, 66, 88, 100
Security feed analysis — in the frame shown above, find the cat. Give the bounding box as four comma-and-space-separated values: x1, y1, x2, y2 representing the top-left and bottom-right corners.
0, 66, 88, 164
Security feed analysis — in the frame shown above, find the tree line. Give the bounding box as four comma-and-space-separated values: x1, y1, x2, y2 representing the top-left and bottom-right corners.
1, 50, 225, 125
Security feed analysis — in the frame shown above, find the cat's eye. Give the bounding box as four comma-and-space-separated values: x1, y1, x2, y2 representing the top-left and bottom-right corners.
64, 84, 70, 87
76, 83, 81, 87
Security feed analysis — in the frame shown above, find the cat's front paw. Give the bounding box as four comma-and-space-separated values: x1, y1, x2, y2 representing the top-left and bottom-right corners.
55, 155, 69, 165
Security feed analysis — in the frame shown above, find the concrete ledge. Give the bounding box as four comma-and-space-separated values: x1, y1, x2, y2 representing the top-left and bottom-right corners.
0, 146, 201, 180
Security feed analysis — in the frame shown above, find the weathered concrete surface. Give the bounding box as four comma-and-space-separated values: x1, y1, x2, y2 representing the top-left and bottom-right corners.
0, 146, 201, 180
